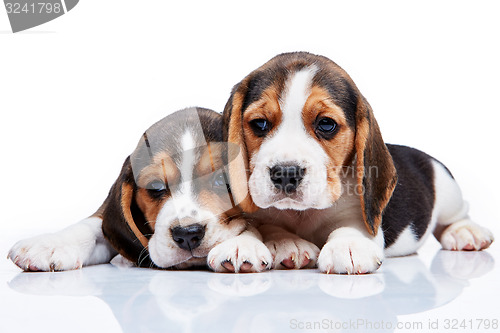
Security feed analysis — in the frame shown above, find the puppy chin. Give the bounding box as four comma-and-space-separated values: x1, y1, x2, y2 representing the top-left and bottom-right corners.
270, 197, 333, 210
272, 198, 312, 210
148, 234, 193, 268
173, 257, 207, 269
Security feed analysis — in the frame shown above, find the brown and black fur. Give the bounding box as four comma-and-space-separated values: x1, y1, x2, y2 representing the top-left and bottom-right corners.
99, 108, 225, 267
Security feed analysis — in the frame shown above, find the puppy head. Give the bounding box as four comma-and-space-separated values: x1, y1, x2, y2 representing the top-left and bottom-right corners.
102, 107, 245, 268
223, 52, 397, 235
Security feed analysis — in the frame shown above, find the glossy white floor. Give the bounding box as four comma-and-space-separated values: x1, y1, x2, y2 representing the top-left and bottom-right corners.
1, 229, 498, 333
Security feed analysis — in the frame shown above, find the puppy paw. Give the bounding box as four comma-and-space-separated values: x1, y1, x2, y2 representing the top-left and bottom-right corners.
440, 220, 494, 251
318, 236, 384, 274
208, 235, 272, 273
265, 237, 320, 269
8, 233, 94, 272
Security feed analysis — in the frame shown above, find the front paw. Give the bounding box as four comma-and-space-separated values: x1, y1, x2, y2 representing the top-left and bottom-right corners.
8, 233, 92, 272
265, 237, 320, 269
208, 236, 272, 273
318, 237, 384, 274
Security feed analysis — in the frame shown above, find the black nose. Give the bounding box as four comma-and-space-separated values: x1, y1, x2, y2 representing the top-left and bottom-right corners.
270, 165, 305, 194
171, 224, 205, 251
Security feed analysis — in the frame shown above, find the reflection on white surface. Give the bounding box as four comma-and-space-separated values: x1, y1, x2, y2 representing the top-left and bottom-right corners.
6, 250, 495, 333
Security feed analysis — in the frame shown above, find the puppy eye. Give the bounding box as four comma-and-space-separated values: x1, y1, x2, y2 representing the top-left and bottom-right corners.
148, 180, 166, 191
146, 180, 168, 197
212, 172, 226, 188
249, 119, 271, 136
212, 171, 231, 193
317, 118, 337, 133
316, 117, 338, 139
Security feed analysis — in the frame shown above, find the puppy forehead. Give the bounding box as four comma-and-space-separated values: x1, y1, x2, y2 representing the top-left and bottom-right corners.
135, 128, 206, 185
280, 66, 318, 122
312, 67, 357, 128
136, 151, 177, 187
132, 109, 223, 182
240, 53, 358, 129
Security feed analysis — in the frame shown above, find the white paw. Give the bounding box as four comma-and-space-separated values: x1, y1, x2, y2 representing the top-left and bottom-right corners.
440, 220, 494, 251
208, 235, 272, 273
265, 237, 320, 269
110, 254, 135, 268
8, 232, 95, 272
318, 236, 384, 274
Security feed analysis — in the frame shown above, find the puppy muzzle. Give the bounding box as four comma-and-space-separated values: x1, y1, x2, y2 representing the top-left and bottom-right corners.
270, 164, 306, 195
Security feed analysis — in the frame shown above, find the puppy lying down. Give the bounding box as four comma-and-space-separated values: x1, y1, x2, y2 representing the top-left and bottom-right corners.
8, 55, 495, 275
8, 108, 272, 273
221, 52, 494, 274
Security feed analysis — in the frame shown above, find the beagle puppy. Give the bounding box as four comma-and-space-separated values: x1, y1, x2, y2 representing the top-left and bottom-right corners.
8, 107, 272, 273
223, 52, 494, 274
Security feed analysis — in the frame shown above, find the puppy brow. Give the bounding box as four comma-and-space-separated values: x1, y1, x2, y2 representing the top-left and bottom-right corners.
161, 160, 168, 184
242, 67, 288, 112
312, 72, 357, 128
206, 142, 216, 173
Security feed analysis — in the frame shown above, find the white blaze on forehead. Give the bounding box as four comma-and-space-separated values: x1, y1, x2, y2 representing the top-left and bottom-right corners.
161, 129, 201, 220
248, 65, 333, 210
279, 66, 318, 133
180, 130, 197, 183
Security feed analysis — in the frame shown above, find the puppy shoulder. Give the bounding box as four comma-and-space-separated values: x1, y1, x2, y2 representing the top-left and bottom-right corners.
382, 144, 437, 248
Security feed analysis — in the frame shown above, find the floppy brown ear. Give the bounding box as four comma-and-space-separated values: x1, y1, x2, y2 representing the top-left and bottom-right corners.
222, 85, 259, 213
101, 157, 155, 267
355, 96, 398, 236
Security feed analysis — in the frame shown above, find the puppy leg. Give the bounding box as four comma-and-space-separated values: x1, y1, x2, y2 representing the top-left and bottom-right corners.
317, 227, 384, 274
259, 225, 320, 269
431, 161, 494, 251
207, 224, 272, 273
436, 219, 494, 251
8, 216, 117, 272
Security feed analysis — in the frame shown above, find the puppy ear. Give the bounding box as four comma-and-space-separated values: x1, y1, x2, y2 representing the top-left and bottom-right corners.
223, 85, 259, 213
101, 157, 155, 267
355, 97, 397, 236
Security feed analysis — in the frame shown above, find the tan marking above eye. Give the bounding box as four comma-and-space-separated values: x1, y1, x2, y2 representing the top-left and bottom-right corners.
244, 99, 282, 125
136, 152, 178, 189
302, 86, 349, 130
302, 85, 355, 169
196, 143, 224, 178
242, 86, 283, 160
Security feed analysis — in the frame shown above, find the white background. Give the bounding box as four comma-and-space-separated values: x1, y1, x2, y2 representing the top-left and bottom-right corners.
1, 1, 499, 235
1, 1, 499, 332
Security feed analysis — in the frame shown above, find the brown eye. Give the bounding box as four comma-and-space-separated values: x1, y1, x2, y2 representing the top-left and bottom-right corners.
249, 119, 271, 137
315, 117, 338, 139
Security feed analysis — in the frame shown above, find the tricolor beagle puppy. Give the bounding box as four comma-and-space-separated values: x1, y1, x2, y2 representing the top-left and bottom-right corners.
8, 108, 272, 273
223, 52, 494, 274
